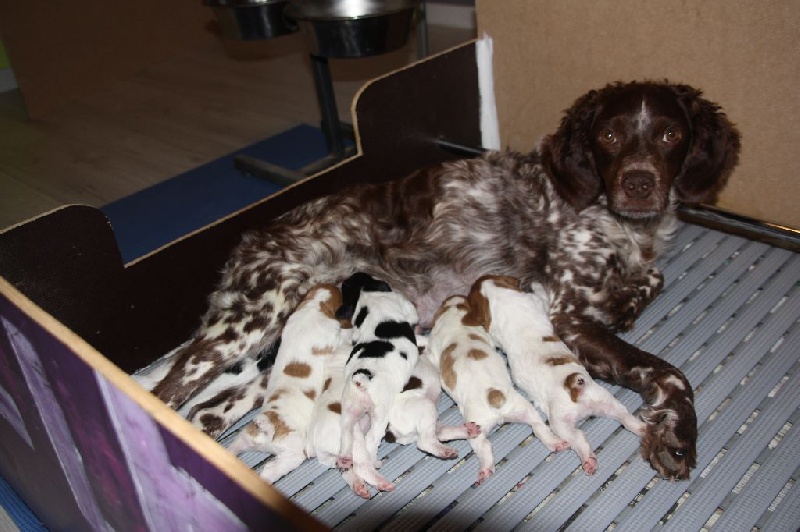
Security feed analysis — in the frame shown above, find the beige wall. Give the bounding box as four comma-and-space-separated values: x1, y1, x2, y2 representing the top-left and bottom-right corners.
0, 1, 215, 118
477, 0, 800, 229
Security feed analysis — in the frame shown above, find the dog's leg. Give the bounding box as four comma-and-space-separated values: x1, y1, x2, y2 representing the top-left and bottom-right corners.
505, 394, 569, 452
151, 272, 303, 409
606, 268, 664, 332
409, 400, 459, 459
588, 386, 647, 436
188, 374, 270, 438
554, 316, 697, 480
152, 210, 355, 410
549, 417, 597, 475
467, 431, 496, 485
338, 385, 372, 470
352, 423, 394, 492
259, 445, 307, 483
435, 421, 481, 441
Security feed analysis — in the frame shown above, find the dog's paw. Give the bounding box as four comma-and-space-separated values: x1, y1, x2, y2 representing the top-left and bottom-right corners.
640, 401, 697, 481
465, 422, 481, 438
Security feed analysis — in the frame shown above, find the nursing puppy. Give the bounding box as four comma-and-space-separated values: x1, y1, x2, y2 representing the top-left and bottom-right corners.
477, 275, 646, 474
306, 336, 478, 498
337, 273, 420, 488
384, 353, 480, 458
226, 285, 344, 482
425, 294, 568, 485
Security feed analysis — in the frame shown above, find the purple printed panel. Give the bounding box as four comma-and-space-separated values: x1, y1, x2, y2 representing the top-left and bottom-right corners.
0, 290, 307, 530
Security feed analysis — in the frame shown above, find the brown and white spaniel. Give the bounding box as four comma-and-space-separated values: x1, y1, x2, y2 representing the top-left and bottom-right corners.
152, 80, 740, 480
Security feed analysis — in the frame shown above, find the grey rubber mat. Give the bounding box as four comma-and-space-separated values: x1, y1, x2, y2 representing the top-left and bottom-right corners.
205, 221, 800, 530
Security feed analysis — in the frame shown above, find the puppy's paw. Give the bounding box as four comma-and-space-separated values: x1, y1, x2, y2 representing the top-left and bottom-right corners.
434, 445, 458, 459
465, 422, 481, 438
475, 466, 495, 486
377, 479, 396, 492
337, 456, 353, 471
582, 456, 598, 475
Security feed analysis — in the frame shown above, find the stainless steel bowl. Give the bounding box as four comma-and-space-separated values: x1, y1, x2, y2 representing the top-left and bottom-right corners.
205, 0, 298, 41
285, 0, 420, 58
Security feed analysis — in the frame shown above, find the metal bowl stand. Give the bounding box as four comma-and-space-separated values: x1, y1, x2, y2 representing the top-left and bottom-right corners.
233, 53, 355, 185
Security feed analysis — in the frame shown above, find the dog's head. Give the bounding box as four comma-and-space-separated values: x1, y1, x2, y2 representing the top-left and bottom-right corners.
542, 81, 741, 219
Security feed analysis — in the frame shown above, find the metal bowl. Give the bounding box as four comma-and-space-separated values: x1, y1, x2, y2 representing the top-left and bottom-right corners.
285, 0, 420, 58
205, 0, 298, 41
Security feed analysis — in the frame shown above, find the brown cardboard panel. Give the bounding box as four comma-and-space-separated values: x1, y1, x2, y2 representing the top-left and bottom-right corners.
477, 0, 800, 229
0, 42, 482, 528
0, 1, 215, 118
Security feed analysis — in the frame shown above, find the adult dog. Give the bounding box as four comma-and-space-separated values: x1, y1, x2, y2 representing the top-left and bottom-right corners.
153, 80, 740, 480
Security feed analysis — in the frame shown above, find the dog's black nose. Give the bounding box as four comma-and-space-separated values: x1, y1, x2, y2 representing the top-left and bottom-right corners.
622, 172, 655, 199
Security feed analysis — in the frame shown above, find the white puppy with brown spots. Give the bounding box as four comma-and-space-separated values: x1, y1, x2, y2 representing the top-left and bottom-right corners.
476, 275, 646, 475
226, 284, 345, 482
424, 289, 569, 485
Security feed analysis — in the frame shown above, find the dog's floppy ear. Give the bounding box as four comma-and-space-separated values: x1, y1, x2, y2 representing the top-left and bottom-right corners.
542, 88, 605, 212
672, 85, 741, 204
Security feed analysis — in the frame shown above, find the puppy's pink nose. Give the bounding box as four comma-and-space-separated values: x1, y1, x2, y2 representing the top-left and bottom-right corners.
622, 172, 655, 199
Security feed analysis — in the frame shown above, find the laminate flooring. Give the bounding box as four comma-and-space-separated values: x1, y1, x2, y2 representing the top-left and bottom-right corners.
0, 25, 474, 230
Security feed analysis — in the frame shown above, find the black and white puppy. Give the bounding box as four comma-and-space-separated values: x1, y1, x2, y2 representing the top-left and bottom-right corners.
337, 273, 419, 492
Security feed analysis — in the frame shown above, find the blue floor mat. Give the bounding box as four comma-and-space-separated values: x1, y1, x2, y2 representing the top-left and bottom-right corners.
101, 124, 332, 263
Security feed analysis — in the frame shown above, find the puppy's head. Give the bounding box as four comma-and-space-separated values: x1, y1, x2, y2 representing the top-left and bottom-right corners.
542, 80, 740, 219
298, 284, 343, 319
337, 272, 392, 321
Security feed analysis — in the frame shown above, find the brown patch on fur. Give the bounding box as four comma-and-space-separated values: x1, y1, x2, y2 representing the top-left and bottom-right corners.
245, 422, 261, 436
487, 388, 506, 408
328, 402, 342, 414
264, 410, 292, 440
564, 372, 586, 402
283, 361, 312, 378
432, 296, 462, 325
546, 356, 576, 366
384, 429, 397, 443
322, 377, 332, 393
468, 333, 485, 342
304, 389, 316, 400
481, 275, 521, 291
402, 376, 423, 392
312, 345, 335, 356
440, 344, 458, 390
339, 319, 353, 329
199, 414, 223, 435
467, 348, 489, 360
267, 390, 285, 402
543, 335, 561, 343
463, 285, 491, 329
316, 284, 343, 319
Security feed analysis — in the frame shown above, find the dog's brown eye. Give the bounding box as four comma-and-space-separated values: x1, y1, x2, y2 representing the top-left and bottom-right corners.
662, 126, 682, 144
599, 129, 616, 144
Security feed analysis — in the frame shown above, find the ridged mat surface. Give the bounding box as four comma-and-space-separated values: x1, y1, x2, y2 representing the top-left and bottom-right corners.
218, 222, 800, 530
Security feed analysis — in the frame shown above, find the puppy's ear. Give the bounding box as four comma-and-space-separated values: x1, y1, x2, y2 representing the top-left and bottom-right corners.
542, 88, 604, 212
463, 285, 492, 330
672, 85, 741, 204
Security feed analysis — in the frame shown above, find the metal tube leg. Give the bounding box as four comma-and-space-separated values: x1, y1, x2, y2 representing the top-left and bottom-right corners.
310, 54, 345, 156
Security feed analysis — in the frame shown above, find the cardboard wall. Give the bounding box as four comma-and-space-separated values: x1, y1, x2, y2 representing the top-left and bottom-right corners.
0, 1, 215, 118
477, 0, 800, 229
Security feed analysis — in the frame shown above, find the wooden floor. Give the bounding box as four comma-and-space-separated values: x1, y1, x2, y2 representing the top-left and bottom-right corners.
0, 25, 474, 231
